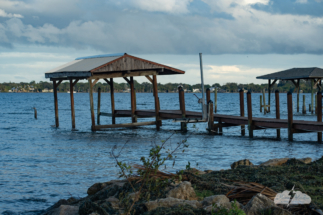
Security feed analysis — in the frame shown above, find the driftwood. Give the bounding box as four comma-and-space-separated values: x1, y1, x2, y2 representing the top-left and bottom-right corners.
224, 182, 277, 205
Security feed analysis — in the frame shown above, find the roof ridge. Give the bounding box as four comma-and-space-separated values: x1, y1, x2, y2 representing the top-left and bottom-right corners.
75, 53, 125, 60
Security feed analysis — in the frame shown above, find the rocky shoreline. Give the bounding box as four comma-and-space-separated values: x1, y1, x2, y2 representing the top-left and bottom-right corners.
43, 156, 323, 215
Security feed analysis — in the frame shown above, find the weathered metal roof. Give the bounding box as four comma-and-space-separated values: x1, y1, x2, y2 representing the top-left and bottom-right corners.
45, 53, 185, 79
257, 67, 323, 80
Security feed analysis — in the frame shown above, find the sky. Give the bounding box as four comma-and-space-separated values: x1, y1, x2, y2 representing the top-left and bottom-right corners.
0, 0, 322, 85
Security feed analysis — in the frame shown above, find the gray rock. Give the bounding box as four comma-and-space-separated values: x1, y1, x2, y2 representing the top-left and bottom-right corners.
145, 197, 202, 211
49, 205, 79, 215
128, 192, 140, 202
298, 157, 312, 164
184, 168, 206, 175
201, 195, 229, 207
260, 158, 289, 166
166, 181, 196, 200
244, 194, 291, 215
87, 179, 126, 195
231, 159, 253, 169
203, 200, 241, 213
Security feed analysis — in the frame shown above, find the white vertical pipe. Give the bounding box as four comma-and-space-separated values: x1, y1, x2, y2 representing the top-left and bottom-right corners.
199, 53, 206, 119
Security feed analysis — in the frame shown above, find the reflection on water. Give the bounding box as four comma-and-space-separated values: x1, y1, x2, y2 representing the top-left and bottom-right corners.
0, 92, 322, 214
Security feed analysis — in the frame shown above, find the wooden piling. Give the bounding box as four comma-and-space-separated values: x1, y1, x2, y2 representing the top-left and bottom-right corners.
297, 80, 300, 112
260, 95, 262, 112
315, 95, 317, 115
208, 100, 214, 134
311, 79, 314, 114
262, 88, 267, 114
287, 92, 293, 141
33, 107, 37, 119
268, 79, 271, 112
206, 88, 210, 105
214, 87, 217, 113
97, 87, 101, 125
153, 75, 160, 131
239, 89, 245, 136
130, 77, 136, 123
88, 79, 96, 131
110, 78, 115, 124
275, 90, 280, 139
53, 80, 59, 127
247, 91, 253, 138
158, 97, 162, 126
302, 95, 306, 114
179, 87, 187, 132
317, 92, 322, 143
70, 79, 76, 129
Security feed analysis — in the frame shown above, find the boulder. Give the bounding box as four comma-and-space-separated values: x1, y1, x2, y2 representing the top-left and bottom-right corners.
203, 200, 241, 213
145, 197, 202, 211
201, 195, 230, 207
128, 192, 140, 202
260, 158, 289, 166
166, 181, 196, 200
184, 168, 206, 175
244, 194, 291, 215
49, 205, 79, 215
299, 157, 312, 164
106, 196, 120, 210
87, 179, 126, 195
231, 159, 253, 169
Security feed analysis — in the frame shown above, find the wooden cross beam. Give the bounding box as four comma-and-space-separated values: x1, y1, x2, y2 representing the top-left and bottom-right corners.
56, 80, 63, 87
145, 75, 153, 84
123, 77, 131, 85
72, 79, 79, 87
314, 78, 321, 90
104, 78, 111, 85
269, 79, 277, 88
92, 78, 100, 86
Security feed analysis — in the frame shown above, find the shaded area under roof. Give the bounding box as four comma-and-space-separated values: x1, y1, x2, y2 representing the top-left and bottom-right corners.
45, 53, 185, 79
257, 67, 323, 80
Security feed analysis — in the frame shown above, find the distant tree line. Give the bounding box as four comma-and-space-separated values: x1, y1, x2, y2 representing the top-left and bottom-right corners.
0, 79, 318, 93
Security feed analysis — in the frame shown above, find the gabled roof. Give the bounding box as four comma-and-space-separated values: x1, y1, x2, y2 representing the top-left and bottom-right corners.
45, 53, 185, 79
257, 67, 323, 80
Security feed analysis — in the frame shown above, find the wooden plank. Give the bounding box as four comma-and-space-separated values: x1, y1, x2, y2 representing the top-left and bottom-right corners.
95, 121, 156, 129
91, 70, 157, 79
208, 101, 214, 134
53, 80, 59, 127
153, 75, 160, 130
88, 79, 96, 131
178, 86, 187, 131
110, 78, 115, 124
70, 79, 76, 129
145, 75, 153, 84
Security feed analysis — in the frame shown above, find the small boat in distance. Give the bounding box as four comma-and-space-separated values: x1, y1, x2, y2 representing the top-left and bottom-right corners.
67, 91, 77, 93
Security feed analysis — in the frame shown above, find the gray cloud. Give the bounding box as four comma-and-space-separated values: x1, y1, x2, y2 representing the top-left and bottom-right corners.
0, 0, 323, 55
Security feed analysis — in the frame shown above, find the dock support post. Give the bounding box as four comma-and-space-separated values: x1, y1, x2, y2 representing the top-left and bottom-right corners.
208, 100, 214, 134
247, 91, 253, 138
88, 79, 96, 131
239, 89, 245, 136
110, 78, 115, 124
179, 87, 187, 132
33, 107, 37, 119
97, 87, 101, 125
214, 87, 217, 113
317, 92, 322, 143
287, 92, 293, 141
275, 90, 281, 139
315, 95, 317, 115
153, 75, 160, 131
53, 80, 59, 128
206, 88, 210, 105
268, 79, 271, 112
311, 79, 314, 114
130, 77, 137, 123
70, 79, 76, 129
297, 79, 300, 112
262, 88, 267, 114
303, 95, 306, 114
260, 95, 262, 112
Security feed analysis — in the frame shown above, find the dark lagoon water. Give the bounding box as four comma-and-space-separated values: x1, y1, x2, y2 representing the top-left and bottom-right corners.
1, 92, 322, 214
